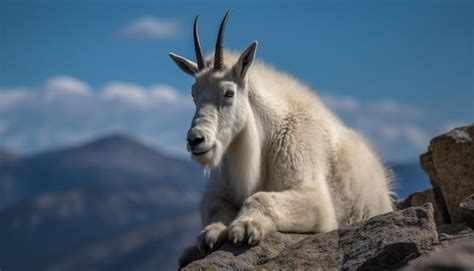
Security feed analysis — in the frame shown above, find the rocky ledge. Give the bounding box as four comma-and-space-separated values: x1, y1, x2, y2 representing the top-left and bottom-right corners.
181, 125, 474, 270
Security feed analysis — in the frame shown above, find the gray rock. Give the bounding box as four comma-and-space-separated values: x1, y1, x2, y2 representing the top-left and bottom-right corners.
183, 204, 438, 270
420, 125, 474, 225
460, 194, 474, 210
404, 212, 474, 270
436, 223, 473, 248
460, 194, 474, 228
396, 187, 450, 225
181, 232, 308, 270
403, 239, 474, 271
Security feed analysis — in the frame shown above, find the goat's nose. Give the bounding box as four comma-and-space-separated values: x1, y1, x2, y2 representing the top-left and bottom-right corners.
187, 135, 205, 148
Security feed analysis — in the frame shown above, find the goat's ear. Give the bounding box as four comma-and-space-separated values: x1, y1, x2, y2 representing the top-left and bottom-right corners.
233, 41, 258, 82
169, 53, 199, 76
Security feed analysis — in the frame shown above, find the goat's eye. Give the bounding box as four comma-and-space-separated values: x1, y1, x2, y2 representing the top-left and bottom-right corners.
224, 90, 234, 98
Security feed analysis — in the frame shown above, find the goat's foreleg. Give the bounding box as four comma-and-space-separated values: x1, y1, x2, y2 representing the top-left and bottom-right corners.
229, 186, 338, 245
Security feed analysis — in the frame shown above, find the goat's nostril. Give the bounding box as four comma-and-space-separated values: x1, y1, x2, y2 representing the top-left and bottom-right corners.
187, 136, 205, 147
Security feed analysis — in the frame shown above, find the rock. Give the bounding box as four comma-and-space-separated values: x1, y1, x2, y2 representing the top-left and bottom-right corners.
460, 194, 474, 210
395, 187, 450, 225
420, 125, 474, 225
438, 223, 472, 236
404, 214, 474, 270
460, 194, 474, 228
437, 223, 473, 248
403, 239, 474, 271
181, 232, 308, 270
182, 204, 438, 270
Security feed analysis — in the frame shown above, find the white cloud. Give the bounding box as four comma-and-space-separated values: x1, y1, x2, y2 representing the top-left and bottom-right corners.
366, 99, 423, 119
0, 76, 194, 157
322, 94, 360, 112
322, 93, 443, 161
45, 76, 91, 98
149, 84, 180, 103
117, 17, 181, 40
0, 89, 30, 111
403, 125, 430, 150
324, 94, 424, 120
102, 82, 148, 106
101, 82, 192, 108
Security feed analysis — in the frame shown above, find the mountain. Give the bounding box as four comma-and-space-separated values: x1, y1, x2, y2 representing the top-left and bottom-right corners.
0, 134, 203, 209
389, 162, 431, 198
40, 213, 200, 271
0, 184, 200, 271
0, 134, 204, 271
0, 148, 18, 164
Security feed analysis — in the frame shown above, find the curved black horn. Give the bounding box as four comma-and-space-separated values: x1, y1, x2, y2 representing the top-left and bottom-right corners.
193, 15, 206, 70
214, 9, 232, 71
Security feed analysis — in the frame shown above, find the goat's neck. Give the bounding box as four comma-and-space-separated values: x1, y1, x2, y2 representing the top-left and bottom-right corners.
226, 102, 263, 204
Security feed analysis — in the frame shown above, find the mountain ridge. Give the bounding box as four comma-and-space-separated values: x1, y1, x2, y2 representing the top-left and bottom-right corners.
0, 148, 18, 164
0, 133, 204, 209
0, 133, 204, 271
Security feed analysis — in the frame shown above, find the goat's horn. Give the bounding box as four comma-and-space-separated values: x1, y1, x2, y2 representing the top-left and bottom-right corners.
214, 9, 232, 71
193, 15, 206, 70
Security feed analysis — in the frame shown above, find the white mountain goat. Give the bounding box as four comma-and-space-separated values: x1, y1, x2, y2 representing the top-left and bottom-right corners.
170, 10, 393, 266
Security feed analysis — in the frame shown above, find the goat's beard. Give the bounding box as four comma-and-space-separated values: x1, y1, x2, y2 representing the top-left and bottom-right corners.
191, 140, 224, 167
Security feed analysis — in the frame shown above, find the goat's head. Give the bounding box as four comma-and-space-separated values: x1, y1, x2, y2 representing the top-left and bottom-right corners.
169, 10, 258, 166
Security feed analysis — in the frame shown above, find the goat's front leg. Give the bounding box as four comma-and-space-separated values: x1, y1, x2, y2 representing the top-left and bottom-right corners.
229, 186, 338, 246
179, 196, 238, 268
197, 196, 238, 252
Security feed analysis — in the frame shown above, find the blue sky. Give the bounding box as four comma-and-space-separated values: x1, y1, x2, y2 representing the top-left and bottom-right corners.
0, 0, 472, 162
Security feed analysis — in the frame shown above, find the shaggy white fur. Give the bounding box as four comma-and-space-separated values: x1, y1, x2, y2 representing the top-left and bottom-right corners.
170, 41, 394, 261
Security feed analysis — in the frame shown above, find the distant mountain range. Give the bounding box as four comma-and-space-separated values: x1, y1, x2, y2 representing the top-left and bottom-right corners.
0, 184, 201, 271
0, 148, 18, 164
40, 213, 200, 271
0, 134, 203, 209
0, 134, 204, 271
0, 134, 430, 270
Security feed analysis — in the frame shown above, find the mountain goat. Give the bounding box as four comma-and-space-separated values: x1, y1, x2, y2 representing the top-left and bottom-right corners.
170, 10, 393, 266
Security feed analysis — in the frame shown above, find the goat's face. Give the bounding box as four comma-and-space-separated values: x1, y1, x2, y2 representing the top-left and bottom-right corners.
185, 65, 251, 166
169, 11, 258, 166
